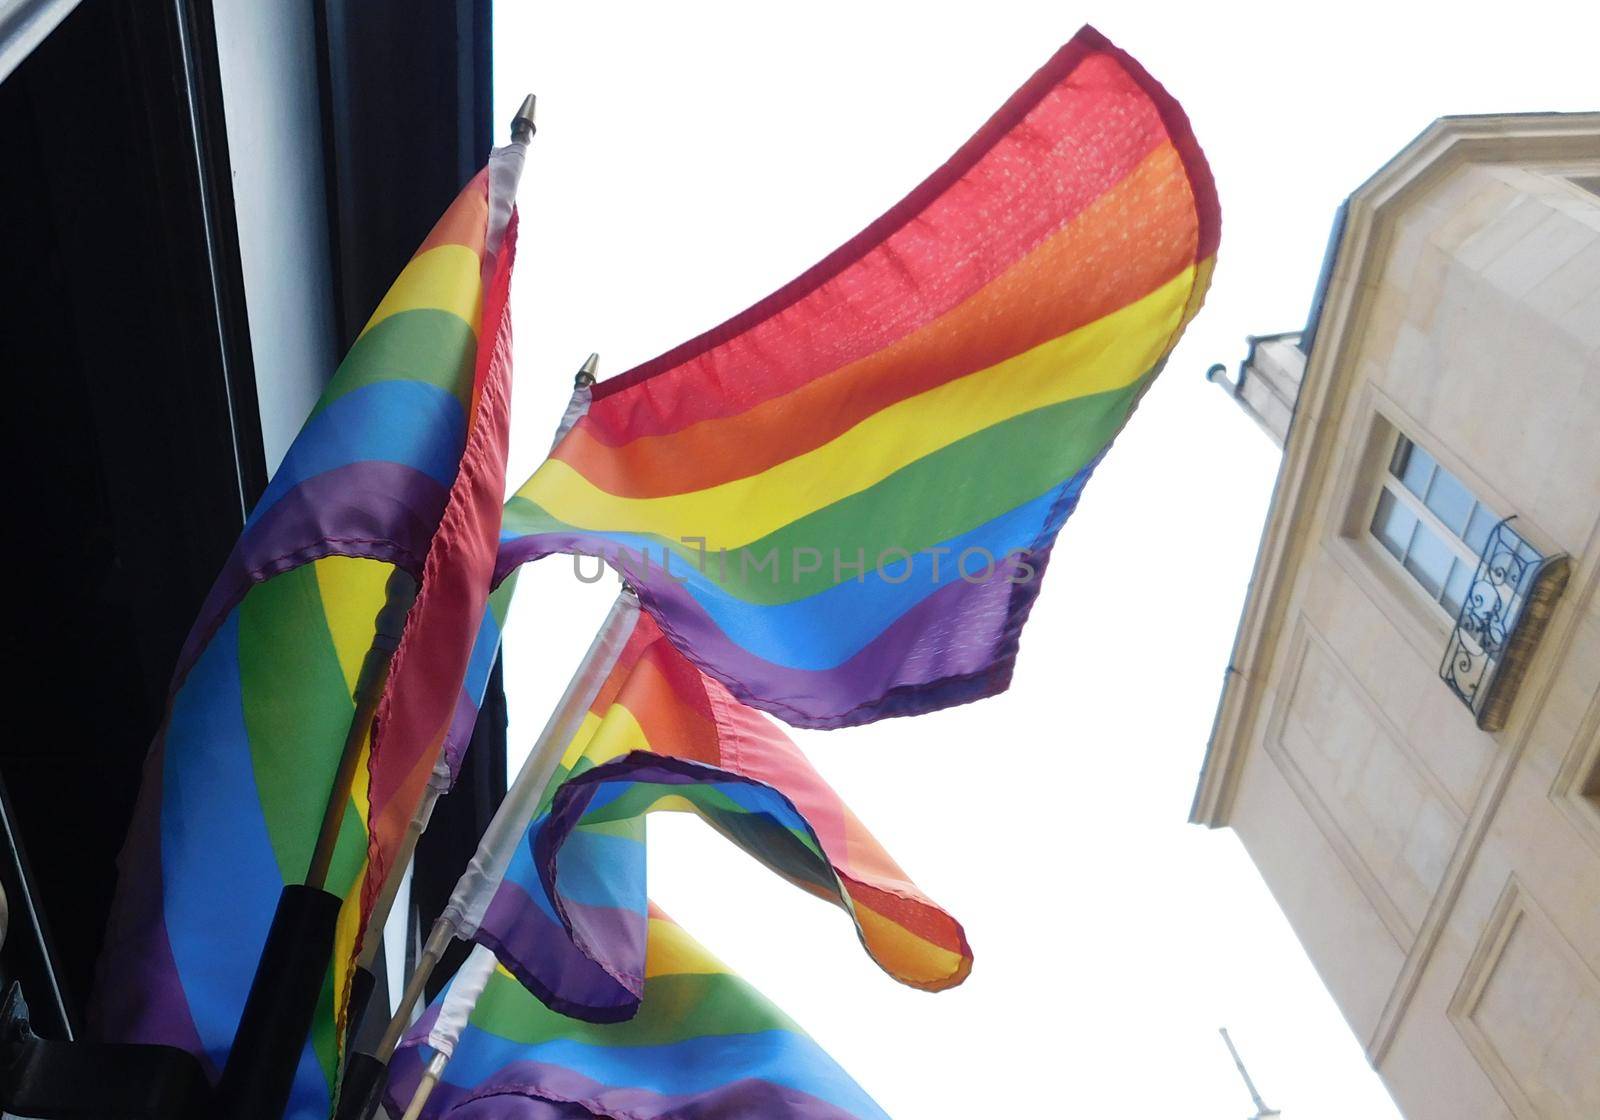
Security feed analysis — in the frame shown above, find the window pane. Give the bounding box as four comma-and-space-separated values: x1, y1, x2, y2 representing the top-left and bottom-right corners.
1425, 467, 1475, 536
1442, 559, 1473, 618
1403, 523, 1454, 599
1388, 434, 1412, 474
1372, 487, 1417, 560
1391, 437, 1436, 498
1465, 503, 1498, 555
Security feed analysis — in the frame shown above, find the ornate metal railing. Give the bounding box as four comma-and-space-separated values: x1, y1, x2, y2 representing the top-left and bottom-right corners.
1440, 517, 1570, 731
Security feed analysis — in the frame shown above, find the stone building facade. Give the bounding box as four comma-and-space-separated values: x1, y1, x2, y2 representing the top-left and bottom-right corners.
1193, 114, 1600, 1119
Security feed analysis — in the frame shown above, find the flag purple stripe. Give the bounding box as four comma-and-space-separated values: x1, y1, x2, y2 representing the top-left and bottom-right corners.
441, 684, 486, 778
88, 737, 211, 1072
421, 1059, 873, 1120
639, 561, 1022, 728
477, 880, 644, 1023
445, 1095, 594, 1119
490, 528, 1021, 729
172, 461, 450, 685
642, 456, 1089, 727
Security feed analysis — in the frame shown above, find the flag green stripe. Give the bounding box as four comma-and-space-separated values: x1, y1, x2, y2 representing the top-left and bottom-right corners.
310, 308, 476, 421
235, 567, 374, 1095
574, 785, 829, 868
488, 570, 519, 628
471, 969, 796, 1047
237, 566, 362, 883
503, 372, 1148, 604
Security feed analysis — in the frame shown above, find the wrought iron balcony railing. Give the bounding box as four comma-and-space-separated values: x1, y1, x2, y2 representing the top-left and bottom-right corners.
1439, 517, 1569, 732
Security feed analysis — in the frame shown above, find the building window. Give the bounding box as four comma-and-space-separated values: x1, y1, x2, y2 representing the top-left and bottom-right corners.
1357, 424, 1570, 731
1370, 435, 1515, 619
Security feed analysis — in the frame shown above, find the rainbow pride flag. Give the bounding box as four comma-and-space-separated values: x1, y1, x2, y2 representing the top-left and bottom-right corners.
390, 908, 891, 1119
495, 26, 1218, 728
470, 609, 969, 1024
91, 155, 520, 1118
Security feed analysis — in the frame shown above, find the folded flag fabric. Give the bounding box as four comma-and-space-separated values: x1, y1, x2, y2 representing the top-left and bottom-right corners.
469, 608, 970, 1023
441, 574, 521, 783
91, 150, 521, 1118
390, 908, 892, 1119
495, 25, 1219, 728
364, 143, 520, 938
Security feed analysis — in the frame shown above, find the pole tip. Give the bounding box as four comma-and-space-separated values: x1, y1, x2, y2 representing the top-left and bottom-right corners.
575, 352, 599, 388
511, 94, 537, 143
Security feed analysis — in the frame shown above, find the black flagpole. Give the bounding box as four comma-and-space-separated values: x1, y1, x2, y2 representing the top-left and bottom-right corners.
213, 568, 416, 1120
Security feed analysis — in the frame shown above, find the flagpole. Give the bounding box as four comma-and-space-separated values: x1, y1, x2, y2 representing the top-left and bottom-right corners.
399, 1053, 450, 1120
1219, 1027, 1281, 1119
338, 587, 638, 1120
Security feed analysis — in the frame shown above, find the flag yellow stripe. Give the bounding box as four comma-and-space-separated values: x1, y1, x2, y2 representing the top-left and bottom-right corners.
311, 557, 393, 697
853, 903, 966, 986
557, 712, 604, 772
359, 244, 484, 340
519, 265, 1194, 549
561, 703, 655, 772
643, 916, 732, 978
639, 792, 700, 815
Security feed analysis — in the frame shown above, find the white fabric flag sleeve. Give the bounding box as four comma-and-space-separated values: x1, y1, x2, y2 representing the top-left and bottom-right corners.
425, 944, 499, 1059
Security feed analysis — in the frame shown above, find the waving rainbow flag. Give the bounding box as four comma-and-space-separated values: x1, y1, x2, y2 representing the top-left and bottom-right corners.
495, 26, 1219, 728
92, 152, 520, 1118
390, 909, 891, 1120
471, 609, 969, 1024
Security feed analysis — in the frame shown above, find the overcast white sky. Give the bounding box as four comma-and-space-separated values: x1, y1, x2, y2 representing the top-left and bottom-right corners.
487, 4, 1599, 1116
